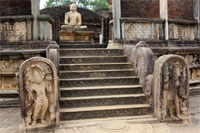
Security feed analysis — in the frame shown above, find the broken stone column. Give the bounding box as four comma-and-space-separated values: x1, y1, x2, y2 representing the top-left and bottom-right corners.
31, 0, 40, 40
153, 55, 190, 123
112, 0, 121, 40
19, 57, 59, 131
160, 0, 169, 40
193, 0, 200, 40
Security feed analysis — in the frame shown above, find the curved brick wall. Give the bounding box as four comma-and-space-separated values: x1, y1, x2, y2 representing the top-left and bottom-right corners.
121, 0, 160, 18
0, 0, 31, 16
168, 0, 194, 20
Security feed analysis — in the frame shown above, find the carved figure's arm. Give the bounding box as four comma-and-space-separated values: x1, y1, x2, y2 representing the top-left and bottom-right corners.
65, 13, 70, 25
77, 13, 82, 26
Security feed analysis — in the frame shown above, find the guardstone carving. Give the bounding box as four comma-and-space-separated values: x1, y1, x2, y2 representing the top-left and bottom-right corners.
19, 57, 59, 131
153, 55, 190, 123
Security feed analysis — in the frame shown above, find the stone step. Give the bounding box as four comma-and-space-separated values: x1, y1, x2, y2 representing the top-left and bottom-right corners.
59, 63, 132, 71
60, 49, 124, 56
60, 85, 143, 97
60, 41, 94, 44
60, 104, 152, 120
0, 90, 19, 98
0, 98, 20, 108
61, 115, 157, 128
59, 44, 107, 49
59, 69, 136, 78
60, 76, 140, 87
60, 56, 127, 64
60, 94, 146, 108
0, 90, 19, 108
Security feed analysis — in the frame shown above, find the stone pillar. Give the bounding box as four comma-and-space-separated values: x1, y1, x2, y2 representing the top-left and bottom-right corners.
31, 0, 40, 40
112, 0, 121, 40
193, 0, 200, 40
160, 0, 168, 40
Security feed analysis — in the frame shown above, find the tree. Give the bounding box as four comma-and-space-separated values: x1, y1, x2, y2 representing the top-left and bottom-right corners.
90, 0, 108, 11
45, 0, 108, 11
45, 0, 72, 8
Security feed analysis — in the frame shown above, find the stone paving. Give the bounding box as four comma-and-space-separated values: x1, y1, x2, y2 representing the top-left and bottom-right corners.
0, 95, 199, 133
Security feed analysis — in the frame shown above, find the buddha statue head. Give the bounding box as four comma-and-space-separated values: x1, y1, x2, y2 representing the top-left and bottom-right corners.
70, 3, 77, 12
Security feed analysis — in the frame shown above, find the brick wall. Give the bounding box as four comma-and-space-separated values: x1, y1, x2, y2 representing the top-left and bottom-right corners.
0, 0, 31, 16
168, 0, 194, 20
121, 0, 159, 18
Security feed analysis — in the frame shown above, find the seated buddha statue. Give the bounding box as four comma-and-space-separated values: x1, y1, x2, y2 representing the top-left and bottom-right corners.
61, 3, 87, 30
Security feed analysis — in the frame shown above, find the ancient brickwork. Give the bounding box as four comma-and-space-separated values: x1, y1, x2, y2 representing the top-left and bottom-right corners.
0, 0, 31, 16
121, 0, 159, 18
169, 24, 195, 40
123, 23, 160, 40
168, 0, 194, 20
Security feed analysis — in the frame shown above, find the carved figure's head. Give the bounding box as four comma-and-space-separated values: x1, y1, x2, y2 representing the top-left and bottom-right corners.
26, 65, 45, 84
70, 3, 77, 12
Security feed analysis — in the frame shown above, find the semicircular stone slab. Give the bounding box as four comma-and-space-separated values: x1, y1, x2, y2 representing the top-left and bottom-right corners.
153, 54, 190, 123
18, 57, 59, 131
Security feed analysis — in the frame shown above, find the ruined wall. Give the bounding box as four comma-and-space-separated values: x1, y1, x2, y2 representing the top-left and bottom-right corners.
0, 16, 54, 42
121, 0, 160, 18
168, 0, 194, 20
0, 0, 31, 16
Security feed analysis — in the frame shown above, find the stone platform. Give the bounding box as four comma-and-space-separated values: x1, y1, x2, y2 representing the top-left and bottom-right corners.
60, 30, 93, 41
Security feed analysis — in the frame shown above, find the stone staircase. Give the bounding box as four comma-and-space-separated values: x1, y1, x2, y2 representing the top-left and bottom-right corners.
59, 42, 153, 121
0, 90, 19, 108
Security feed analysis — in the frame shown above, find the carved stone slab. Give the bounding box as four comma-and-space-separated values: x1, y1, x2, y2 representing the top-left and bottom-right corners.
153, 55, 190, 123
18, 57, 59, 131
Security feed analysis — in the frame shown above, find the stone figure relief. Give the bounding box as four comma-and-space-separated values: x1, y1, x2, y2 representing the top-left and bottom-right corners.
19, 57, 59, 131
153, 55, 190, 124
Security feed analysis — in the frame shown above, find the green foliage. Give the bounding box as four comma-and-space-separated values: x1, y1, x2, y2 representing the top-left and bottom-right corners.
45, 0, 72, 8
45, 0, 108, 11
90, 0, 109, 11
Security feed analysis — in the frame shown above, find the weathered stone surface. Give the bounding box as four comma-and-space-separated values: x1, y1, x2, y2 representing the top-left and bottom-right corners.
0, 21, 30, 42
135, 42, 155, 98
0, 15, 53, 42
123, 45, 135, 61
46, 44, 60, 69
169, 23, 195, 40
123, 22, 160, 40
124, 41, 155, 99
59, 31, 93, 41
19, 57, 59, 131
153, 55, 190, 123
